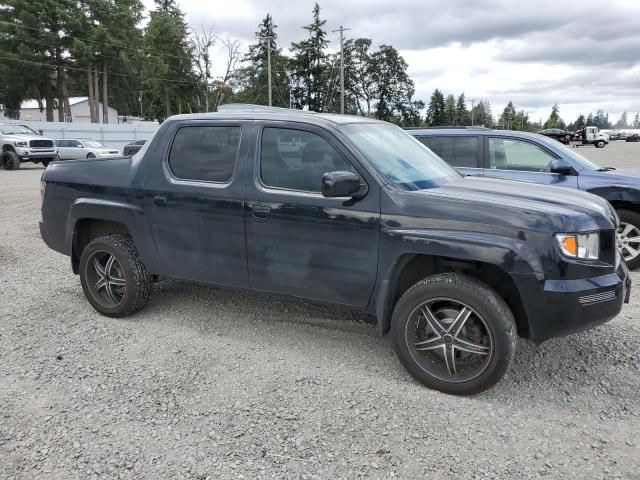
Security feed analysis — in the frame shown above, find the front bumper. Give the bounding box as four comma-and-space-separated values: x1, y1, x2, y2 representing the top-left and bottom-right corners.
18, 149, 57, 160
519, 261, 630, 340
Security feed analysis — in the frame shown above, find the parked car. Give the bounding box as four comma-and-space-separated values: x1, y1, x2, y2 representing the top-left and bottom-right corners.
0, 123, 58, 169
625, 134, 640, 143
538, 128, 571, 144
55, 139, 120, 160
123, 139, 146, 156
40, 110, 629, 395
409, 127, 640, 268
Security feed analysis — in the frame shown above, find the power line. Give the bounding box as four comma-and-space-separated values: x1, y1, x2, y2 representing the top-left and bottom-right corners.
0, 55, 195, 85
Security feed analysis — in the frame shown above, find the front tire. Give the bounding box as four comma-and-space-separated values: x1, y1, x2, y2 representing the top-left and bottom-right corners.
596, 140, 606, 148
617, 209, 640, 270
391, 273, 516, 395
79, 234, 152, 317
1, 151, 21, 170
87, 152, 96, 159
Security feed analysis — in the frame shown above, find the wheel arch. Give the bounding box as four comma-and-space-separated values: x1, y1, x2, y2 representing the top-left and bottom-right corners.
67, 199, 151, 274
373, 230, 544, 338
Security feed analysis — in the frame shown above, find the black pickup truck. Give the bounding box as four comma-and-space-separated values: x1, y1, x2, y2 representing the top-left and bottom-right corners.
40, 110, 630, 395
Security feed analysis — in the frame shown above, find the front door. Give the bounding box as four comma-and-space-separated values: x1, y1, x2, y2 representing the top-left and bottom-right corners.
143, 121, 250, 288
244, 123, 380, 308
482, 136, 579, 188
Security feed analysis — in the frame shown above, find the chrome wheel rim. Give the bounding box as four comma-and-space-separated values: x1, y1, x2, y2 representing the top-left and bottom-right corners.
85, 250, 126, 308
404, 298, 493, 383
617, 222, 640, 262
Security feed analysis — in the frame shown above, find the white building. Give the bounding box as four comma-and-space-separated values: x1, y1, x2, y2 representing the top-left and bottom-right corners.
14, 97, 120, 124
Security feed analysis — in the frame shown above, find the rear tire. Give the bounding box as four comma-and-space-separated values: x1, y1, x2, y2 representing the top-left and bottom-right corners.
79, 234, 153, 317
1, 151, 20, 170
391, 273, 516, 395
616, 209, 640, 270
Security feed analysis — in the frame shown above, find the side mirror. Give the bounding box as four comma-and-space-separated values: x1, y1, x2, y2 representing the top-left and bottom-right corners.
550, 159, 575, 175
321, 171, 361, 198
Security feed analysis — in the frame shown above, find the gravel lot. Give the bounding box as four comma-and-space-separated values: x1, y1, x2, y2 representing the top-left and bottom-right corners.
2, 141, 640, 479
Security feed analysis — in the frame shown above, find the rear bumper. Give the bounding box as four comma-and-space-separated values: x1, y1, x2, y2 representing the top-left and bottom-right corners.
521, 261, 630, 340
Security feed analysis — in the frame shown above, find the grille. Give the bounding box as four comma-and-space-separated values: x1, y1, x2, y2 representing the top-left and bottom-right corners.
30, 139, 54, 148
579, 290, 616, 305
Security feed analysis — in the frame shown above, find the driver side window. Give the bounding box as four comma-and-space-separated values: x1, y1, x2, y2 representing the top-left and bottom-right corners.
260, 127, 354, 192
488, 137, 556, 173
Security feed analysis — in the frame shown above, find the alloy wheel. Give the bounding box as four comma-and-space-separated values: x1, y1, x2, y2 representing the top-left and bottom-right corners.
617, 222, 640, 263
404, 298, 493, 383
84, 250, 127, 308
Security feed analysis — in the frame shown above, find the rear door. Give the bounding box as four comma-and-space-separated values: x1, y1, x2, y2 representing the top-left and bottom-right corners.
416, 135, 482, 177
143, 121, 250, 287
482, 136, 578, 188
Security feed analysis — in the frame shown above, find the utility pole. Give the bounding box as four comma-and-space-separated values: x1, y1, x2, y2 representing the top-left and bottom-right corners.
258, 34, 275, 107
471, 98, 475, 126
332, 25, 351, 114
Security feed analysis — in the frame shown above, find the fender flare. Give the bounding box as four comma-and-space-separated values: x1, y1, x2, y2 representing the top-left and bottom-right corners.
373, 228, 544, 335
67, 198, 150, 270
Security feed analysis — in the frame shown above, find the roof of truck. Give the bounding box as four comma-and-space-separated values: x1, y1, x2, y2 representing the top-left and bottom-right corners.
166, 104, 386, 127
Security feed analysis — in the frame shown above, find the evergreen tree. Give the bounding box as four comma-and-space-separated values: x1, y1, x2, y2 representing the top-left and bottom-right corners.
233, 14, 290, 108
142, 0, 196, 120
426, 89, 445, 126
443, 94, 455, 126
615, 111, 628, 129
455, 93, 469, 126
470, 100, 492, 127
633, 113, 639, 129
543, 103, 565, 129
500, 101, 517, 129
289, 3, 329, 111
586, 112, 594, 126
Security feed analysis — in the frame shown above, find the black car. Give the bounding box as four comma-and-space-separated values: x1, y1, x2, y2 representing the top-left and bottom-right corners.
122, 139, 146, 156
538, 128, 571, 144
40, 109, 629, 395
626, 134, 640, 143
409, 127, 640, 269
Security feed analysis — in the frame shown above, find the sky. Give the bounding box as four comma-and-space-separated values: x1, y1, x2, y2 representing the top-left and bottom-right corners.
143, 0, 640, 125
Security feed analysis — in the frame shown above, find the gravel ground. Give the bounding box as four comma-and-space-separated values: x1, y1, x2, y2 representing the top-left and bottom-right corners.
2, 144, 640, 479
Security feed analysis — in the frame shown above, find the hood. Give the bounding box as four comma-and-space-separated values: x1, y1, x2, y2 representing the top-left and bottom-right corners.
387, 176, 617, 234
3, 133, 54, 142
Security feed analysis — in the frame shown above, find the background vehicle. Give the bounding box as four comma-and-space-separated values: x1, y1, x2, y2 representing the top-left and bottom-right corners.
626, 134, 640, 143
409, 127, 640, 268
40, 110, 629, 395
573, 126, 609, 148
538, 128, 571, 144
55, 139, 120, 160
0, 123, 58, 169
123, 139, 146, 156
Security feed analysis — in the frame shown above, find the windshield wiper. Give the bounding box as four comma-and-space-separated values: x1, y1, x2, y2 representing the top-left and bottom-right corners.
596, 167, 616, 171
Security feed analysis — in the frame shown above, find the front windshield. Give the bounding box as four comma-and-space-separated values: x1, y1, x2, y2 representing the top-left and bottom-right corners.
83, 140, 103, 148
0, 124, 37, 135
341, 123, 461, 190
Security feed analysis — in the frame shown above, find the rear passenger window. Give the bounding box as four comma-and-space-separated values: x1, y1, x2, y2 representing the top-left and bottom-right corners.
419, 136, 479, 168
260, 127, 354, 192
169, 126, 240, 182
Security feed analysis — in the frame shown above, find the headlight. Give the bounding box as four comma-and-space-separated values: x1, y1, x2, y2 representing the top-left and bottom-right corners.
14, 141, 27, 147
555, 232, 599, 260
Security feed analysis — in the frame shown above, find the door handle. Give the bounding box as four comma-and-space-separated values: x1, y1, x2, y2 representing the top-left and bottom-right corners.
153, 195, 167, 207
253, 204, 271, 219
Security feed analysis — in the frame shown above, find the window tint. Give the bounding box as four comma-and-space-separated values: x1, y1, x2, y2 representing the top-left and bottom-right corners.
260, 127, 354, 192
488, 137, 555, 172
169, 126, 240, 182
420, 136, 479, 168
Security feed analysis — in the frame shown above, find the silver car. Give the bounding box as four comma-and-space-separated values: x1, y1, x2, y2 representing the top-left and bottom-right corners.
55, 139, 120, 160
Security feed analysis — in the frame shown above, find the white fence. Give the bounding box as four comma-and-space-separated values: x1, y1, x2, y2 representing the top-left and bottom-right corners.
1, 119, 159, 151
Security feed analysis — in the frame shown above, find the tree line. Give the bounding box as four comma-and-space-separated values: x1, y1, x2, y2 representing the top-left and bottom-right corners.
0, 1, 423, 125
1, 0, 638, 129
